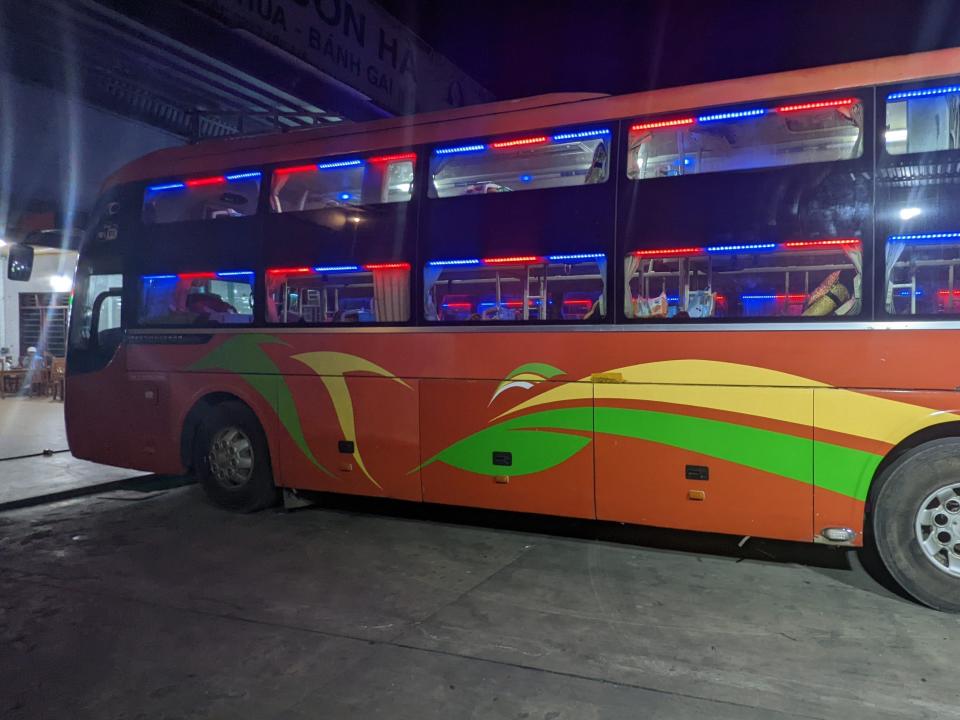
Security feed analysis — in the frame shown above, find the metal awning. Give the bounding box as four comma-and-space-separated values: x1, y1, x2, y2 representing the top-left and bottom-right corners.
0, 0, 390, 142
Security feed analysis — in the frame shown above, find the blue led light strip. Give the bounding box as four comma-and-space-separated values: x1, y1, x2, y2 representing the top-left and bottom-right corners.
434, 144, 486, 156
887, 85, 960, 101
225, 171, 261, 182
428, 258, 481, 266
217, 271, 255, 278
313, 265, 361, 273
316, 159, 363, 170
890, 232, 960, 243
147, 182, 185, 192
142, 274, 177, 280
706, 243, 777, 253
551, 128, 611, 142
697, 108, 766, 123
547, 253, 606, 261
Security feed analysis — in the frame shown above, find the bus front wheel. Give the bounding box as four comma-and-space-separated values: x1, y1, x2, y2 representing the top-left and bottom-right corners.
871, 438, 960, 612
194, 401, 278, 512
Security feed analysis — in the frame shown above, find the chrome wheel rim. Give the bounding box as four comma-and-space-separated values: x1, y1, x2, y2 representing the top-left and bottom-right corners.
208, 426, 254, 489
915, 483, 960, 579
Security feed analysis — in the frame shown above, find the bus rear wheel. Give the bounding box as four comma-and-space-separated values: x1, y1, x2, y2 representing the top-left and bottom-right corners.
871, 438, 960, 612
194, 401, 278, 512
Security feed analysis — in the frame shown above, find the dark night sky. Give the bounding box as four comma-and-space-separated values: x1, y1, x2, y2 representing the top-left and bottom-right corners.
379, 0, 960, 99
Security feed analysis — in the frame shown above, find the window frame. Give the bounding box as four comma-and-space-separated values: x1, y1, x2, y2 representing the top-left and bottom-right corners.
427, 123, 615, 200
879, 76, 960, 159
421, 254, 611, 327
139, 168, 265, 226
625, 93, 867, 183
267, 148, 419, 214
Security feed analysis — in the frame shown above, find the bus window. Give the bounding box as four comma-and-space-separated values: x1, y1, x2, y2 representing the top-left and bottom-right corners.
885, 234, 960, 315
624, 240, 861, 320
265, 263, 410, 324
141, 172, 261, 224
424, 255, 606, 322
270, 154, 415, 212
885, 85, 960, 154
430, 128, 610, 198
627, 98, 863, 180
138, 272, 255, 326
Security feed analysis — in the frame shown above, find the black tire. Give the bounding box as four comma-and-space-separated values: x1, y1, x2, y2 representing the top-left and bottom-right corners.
870, 438, 960, 612
194, 401, 278, 512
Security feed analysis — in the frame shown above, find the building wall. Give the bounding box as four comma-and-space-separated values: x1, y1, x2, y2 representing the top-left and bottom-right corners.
0, 250, 78, 361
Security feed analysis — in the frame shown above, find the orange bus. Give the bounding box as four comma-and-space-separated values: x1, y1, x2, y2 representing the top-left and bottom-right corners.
65, 48, 960, 611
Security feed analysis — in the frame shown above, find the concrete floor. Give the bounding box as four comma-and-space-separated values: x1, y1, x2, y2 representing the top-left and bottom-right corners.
0, 396, 67, 459
0, 487, 956, 720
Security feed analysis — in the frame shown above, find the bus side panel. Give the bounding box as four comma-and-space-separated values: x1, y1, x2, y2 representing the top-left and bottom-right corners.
419, 379, 595, 518
278, 375, 421, 501
812, 388, 960, 545
594, 385, 814, 542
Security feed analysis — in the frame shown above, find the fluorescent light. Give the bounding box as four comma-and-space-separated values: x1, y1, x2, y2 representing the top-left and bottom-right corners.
0, 238, 6, 247
899, 207, 922, 220
49, 274, 73, 292
885, 129, 908, 143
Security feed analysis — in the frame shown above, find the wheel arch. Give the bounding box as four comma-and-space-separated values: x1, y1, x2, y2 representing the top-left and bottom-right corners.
179, 391, 271, 474
866, 420, 960, 512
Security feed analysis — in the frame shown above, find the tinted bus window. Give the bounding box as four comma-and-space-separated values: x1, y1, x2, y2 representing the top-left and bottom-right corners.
266, 263, 411, 324
270, 154, 415, 212
625, 241, 862, 320
142, 172, 261, 224
430, 128, 610, 198
627, 98, 864, 180
884, 235, 960, 315
424, 255, 606, 322
139, 272, 254, 325
884, 85, 960, 154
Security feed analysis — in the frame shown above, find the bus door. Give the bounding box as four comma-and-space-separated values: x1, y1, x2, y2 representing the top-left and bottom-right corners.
593, 368, 815, 542
66, 190, 144, 469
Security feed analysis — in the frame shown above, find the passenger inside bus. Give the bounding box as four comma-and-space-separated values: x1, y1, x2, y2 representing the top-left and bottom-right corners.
138, 274, 255, 325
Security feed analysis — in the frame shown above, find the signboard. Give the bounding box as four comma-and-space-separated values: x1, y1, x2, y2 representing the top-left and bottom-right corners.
183, 0, 494, 115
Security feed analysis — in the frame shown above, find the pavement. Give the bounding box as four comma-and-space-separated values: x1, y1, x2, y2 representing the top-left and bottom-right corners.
0, 396, 67, 459
1, 486, 956, 720
0, 396, 150, 508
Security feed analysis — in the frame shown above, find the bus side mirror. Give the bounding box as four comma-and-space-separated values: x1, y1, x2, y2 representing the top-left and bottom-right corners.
6, 243, 34, 281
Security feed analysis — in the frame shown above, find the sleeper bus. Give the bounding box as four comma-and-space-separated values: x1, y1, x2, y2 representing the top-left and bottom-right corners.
65, 47, 960, 611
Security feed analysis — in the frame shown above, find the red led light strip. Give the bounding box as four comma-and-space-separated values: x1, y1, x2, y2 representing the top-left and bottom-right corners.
364, 262, 411, 270
488, 136, 548, 149
782, 239, 861, 249
179, 272, 216, 279
275, 164, 318, 176
630, 118, 695, 132
482, 255, 542, 264
368, 152, 416, 163
185, 176, 225, 187
632, 247, 704, 257
267, 267, 313, 275
775, 98, 857, 113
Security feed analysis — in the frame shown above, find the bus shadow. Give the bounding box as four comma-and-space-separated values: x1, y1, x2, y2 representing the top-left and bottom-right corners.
294, 491, 915, 606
